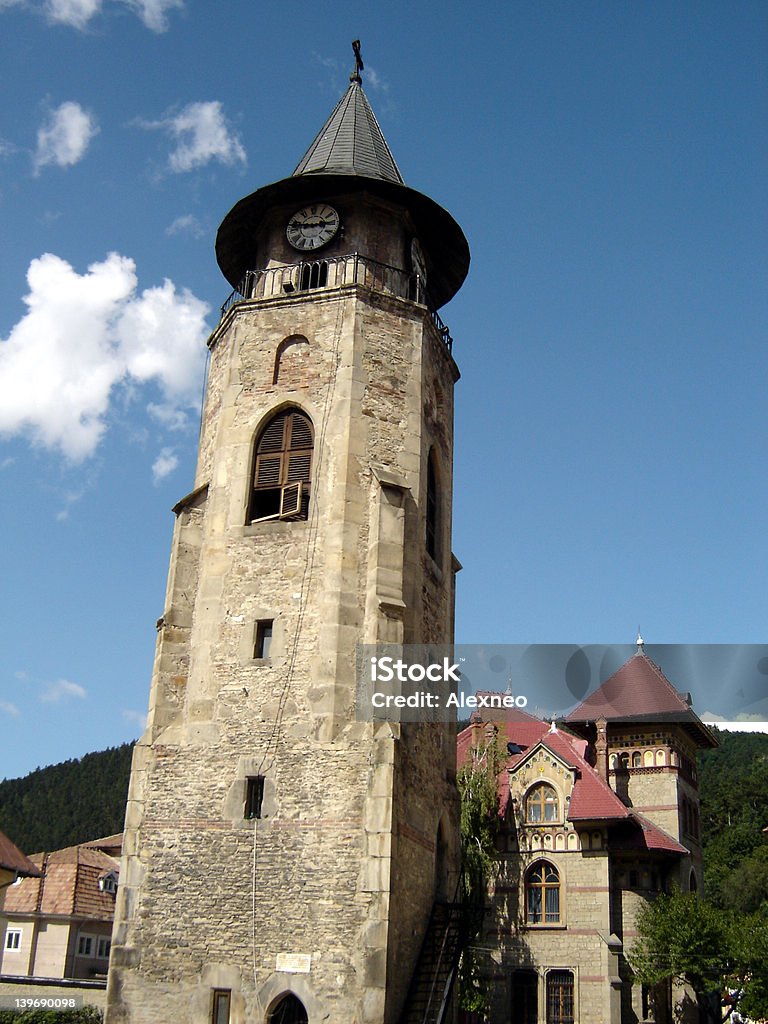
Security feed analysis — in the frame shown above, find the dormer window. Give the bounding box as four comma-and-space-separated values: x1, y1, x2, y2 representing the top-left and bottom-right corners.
99, 872, 118, 895
525, 783, 559, 824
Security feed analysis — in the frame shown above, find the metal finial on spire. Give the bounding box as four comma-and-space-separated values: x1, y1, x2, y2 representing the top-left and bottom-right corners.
350, 39, 364, 84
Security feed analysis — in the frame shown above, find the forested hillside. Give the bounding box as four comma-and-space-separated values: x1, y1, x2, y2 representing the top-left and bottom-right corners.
0, 743, 133, 854
699, 728, 768, 911
0, 729, 766, 888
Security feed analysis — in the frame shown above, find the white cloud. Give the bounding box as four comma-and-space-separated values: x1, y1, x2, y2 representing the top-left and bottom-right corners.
44, 0, 100, 29
34, 101, 98, 172
0, 701, 20, 718
55, 489, 84, 521
122, 708, 148, 729
146, 101, 246, 173
148, 402, 190, 431
152, 446, 178, 483
0, 251, 209, 461
1, 0, 181, 29
40, 678, 87, 703
365, 67, 390, 93
122, 0, 181, 31
165, 213, 205, 238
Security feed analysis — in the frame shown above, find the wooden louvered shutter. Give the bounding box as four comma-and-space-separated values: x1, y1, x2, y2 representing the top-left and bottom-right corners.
250, 409, 313, 522
286, 414, 312, 481
254, 412, 288, 489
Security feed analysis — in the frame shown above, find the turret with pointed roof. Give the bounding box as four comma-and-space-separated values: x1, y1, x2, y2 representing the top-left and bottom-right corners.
215, 61, 469, 308
565, 648, 717, 749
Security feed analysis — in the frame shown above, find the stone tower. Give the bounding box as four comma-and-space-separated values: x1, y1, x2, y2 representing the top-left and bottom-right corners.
106, 51, 469, 1024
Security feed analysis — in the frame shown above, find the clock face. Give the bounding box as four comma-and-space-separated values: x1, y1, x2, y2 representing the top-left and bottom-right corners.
286, 204, 340, 251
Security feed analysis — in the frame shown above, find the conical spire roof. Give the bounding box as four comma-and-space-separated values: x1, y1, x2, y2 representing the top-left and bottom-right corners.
215, 50, 469, 309
293, 81, 403, 184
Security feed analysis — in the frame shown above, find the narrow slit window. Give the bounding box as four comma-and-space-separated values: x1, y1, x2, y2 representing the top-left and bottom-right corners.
426, 449, 439, 562
211, 989, 231, 1024
245, 776, 265, 820
255, 620, 273, 659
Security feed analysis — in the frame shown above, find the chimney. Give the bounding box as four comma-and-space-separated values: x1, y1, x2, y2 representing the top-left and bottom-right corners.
595, 716, 608, 781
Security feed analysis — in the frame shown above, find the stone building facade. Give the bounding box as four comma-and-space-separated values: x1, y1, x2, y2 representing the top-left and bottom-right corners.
105, 60, 468, 1024
457, 647, 716, 1024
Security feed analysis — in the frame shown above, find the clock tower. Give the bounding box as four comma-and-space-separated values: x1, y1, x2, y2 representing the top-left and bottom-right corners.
106, 47, 469, 1024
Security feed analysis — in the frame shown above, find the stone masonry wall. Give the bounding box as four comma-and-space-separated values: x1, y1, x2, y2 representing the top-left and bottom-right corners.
107, 282, 461, 1024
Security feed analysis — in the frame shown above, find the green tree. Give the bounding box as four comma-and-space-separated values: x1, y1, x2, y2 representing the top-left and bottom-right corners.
628, 890, 732, 1024
629, 891, 768, 1023
456, 728, 505, 1014
731, 910, 768, 1021
721, 845, 768, 915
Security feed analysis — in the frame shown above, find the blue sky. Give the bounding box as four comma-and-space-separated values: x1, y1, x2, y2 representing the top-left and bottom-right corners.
0, 1, 766, 779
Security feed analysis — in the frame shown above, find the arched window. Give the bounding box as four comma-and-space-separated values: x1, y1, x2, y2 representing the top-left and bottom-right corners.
526, 861, 560, 924
267, 994, 308, 1024
546, 970, 574, 1024
689, 869, 698, 894
426, 449, 440, 562
632, 751, 642, 768
249, 409, 313, 523
525, 784, 559, 824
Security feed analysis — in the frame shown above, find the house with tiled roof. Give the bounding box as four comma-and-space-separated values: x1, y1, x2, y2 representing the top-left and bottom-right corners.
457, 645, 716, 1024
0, 832, 40, 894
0, 834, 121, 982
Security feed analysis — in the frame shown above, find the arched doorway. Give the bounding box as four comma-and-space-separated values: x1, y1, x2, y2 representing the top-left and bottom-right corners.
267, 993, 308, 1024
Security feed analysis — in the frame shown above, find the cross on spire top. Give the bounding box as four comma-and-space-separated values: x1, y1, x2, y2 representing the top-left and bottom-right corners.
350, 39, 364, 84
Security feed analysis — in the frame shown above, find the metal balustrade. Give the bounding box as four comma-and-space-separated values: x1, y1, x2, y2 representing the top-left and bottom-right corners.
220, 252, 454, 352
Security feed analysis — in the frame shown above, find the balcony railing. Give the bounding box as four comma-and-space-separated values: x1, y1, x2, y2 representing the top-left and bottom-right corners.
219, 252, 453, 352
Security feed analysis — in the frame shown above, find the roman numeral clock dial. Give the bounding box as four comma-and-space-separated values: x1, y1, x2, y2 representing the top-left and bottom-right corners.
286, 203, 340, 251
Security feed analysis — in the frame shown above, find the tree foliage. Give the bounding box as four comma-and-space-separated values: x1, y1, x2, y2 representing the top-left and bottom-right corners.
698, 729, 768, 909
456, 729, 505, 1014
0, 1007, 102, 1023
628, 890, 768, 1023
0, 744, 134, 853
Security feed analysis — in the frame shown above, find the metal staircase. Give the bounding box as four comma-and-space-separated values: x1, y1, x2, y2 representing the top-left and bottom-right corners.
399, 900, 468, 1024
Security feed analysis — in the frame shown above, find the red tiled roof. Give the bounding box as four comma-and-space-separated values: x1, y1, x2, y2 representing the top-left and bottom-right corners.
612, 811, 688, 855
456, 707, 548, 771
458, 715, 632, 823
536, 729, 631, 822
457, 711, 549, 816
565, 653, 717, 747
0, 831, 40, 879
3, 841, 120, 921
